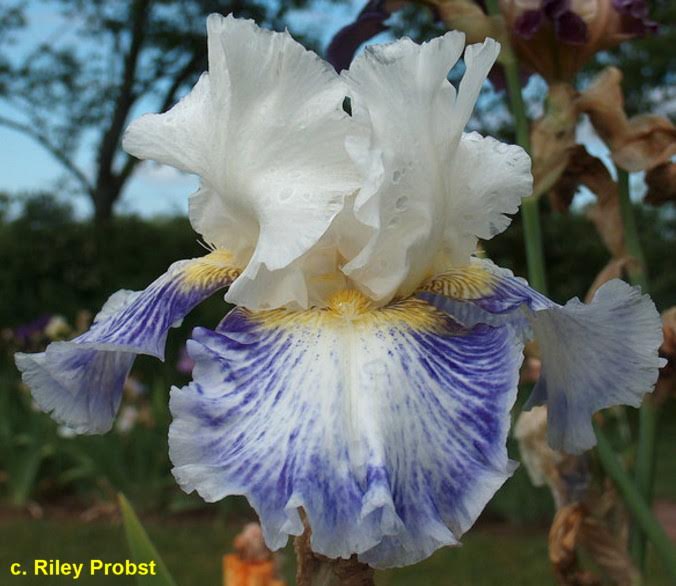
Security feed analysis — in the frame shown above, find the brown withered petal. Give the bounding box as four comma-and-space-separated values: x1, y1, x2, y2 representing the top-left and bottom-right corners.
530, 83, 578, 200
586, 198, 626, 260
576, 67, 676, 172
514, 406, 564, 490
655, 307, 676, 402
549, 496, 639, 585
549, 144, 626, 258
578, 516, 640, 586
661, 308, 676, 362
548, 144, 607, 212
428, 0, 507, 46
644, 162, 676, 206
549, 504, 599, 585
584, 257, 640, 302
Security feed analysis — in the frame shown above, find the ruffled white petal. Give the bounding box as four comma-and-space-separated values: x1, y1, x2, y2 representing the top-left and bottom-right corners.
123, 15, 359, 309
441, 133, 532, 269
340, 32, 465, 302
341, 35, 523, 303
170, 296, 521, 567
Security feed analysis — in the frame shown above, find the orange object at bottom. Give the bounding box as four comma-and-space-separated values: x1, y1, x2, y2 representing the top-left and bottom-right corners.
223, 554, 285, 586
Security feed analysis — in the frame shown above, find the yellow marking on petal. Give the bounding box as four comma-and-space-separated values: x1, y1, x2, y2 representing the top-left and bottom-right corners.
327, 289, 374, 318
248, 290, 445, 333
418, 266, 497, 300
181, 249, 241, 291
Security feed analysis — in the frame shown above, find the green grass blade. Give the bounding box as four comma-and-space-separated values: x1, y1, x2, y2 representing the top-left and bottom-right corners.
118, 493, 177, 586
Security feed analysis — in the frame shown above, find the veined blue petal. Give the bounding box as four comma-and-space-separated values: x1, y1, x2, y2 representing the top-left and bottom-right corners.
169, 293, 521, 568
418, 258, 664, 454
15, 250, 240, 434
525, 280, 664, 452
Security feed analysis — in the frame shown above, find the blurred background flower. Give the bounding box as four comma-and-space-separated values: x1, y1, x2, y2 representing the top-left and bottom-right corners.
501, 0, 657, 81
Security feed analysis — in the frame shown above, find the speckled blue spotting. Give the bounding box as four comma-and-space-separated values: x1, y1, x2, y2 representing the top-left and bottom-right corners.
15, 254, 239, 433
419, 258, 664, 454
169, 300, 522, 568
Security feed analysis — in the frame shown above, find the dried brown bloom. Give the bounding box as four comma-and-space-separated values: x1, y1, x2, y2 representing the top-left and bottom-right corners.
550, 504, 639, 586
549, 504, 599, 585
534, 68, 676, 211
514, 406, 564, 492
531, 84, 578, 201
655, 307, 676, 403
575, 151, 626, 259
576, 67, 676, 172
427, 0, 507, 45
548, 144, 618, 215
644, 163, 676, 207
584, 257, 639, 302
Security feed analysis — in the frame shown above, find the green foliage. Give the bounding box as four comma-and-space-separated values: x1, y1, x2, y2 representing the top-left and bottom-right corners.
119, 493, 177, 586
0, 193, 226, 328
0, 377, 57, 506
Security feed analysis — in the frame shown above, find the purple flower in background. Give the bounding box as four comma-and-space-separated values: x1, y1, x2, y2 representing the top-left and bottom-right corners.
513, 0, 590, 45
508, 0, 657, 44
612, 0, 657, 34
13, 314, 52, 346
329, 0, 658, 84
176, 344, 195, 375
500, 0, 659, 81
326, 0, 393, 72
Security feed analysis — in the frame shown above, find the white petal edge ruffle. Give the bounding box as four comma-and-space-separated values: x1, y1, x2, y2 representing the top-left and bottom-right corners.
123, 15, 359, 310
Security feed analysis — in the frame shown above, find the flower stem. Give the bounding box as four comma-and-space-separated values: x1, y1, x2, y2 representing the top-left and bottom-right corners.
482, 0, 671, 576
617, 169, 648, 291
617, 168, 658, 572
295, 528, 374, 586
502, 55, 547, 294
595, 426, 676, 582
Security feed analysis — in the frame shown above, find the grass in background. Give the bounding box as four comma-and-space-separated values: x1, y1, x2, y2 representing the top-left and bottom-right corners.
1, 516, 671, 585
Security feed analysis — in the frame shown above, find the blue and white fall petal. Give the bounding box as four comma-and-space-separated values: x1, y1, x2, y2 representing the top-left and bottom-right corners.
15, 14, 663, 569
15, 251, 239, 433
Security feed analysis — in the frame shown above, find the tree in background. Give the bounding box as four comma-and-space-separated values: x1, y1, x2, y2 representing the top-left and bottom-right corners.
0, 0, 333, 223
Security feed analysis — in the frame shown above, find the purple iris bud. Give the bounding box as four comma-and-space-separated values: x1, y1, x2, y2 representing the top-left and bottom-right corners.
514, 10, 544, 39
612, 0, 658, 34
14, 314, 52, 345
326, 0, 391, 72
176, 344, 195, 375
543, 0, 568, 20
555, 11, 588, 44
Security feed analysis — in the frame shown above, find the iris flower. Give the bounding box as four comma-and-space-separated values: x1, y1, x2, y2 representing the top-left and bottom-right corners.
15, 15, 663, 568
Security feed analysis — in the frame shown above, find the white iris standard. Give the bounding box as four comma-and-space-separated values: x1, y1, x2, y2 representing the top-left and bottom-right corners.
15, 14, 663, 569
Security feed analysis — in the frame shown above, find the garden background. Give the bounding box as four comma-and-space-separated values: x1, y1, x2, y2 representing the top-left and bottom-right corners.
0, 1, 674, 584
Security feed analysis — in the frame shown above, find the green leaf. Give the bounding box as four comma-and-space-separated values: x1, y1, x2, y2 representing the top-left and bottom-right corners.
118, 493, 178, 586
